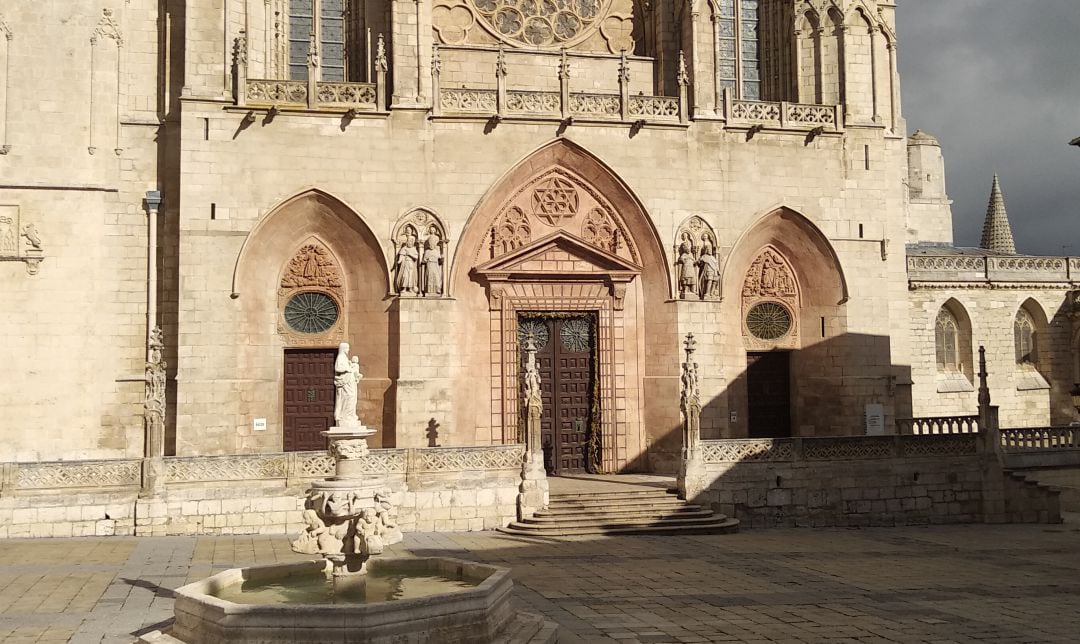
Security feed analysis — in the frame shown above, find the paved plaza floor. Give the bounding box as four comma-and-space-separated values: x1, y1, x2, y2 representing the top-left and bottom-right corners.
0, 518, 1078, 643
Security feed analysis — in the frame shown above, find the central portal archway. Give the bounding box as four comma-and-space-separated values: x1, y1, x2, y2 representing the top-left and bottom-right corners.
453, 140, 676, 474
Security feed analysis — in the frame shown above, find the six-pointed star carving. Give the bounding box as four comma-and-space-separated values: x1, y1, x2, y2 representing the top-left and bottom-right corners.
531, 177, 579, 225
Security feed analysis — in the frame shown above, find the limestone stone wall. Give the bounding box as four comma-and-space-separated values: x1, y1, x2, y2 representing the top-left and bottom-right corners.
906, 287, 1076, 428
0, 1, 165, 462
0, 446, 523, 538
689, 435, 1061, 528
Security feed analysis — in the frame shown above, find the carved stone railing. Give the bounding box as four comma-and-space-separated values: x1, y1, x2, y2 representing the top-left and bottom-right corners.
627, 95, 681, 121
722, 90, 842, 132
6, 459, 142, 492
506, 90, 561, 116
908, 254, 1078, 284
1001, 427, 1080, 452
315, 81, 377, 109
700, 434, 979, 464
245, 79, 308, 106
432, 47, 687, 125
896, 416, 980, 436
440, 88, 497, 114
0, 445, 525, 497
568, 93, 621, 119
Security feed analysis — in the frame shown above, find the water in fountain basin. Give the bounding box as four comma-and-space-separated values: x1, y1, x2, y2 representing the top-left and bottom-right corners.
212, 565, 481, 605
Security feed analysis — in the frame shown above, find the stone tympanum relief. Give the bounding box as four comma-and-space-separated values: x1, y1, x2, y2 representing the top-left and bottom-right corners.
478, 168, 637, 264
392, 210, 448, 297
278, 239, 345, 345
674, 216, 720, 300
432, 0, 636, 54
741, 247, 800, 350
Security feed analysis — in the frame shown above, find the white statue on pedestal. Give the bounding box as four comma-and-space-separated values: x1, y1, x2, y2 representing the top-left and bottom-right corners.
333, 342, 361, 427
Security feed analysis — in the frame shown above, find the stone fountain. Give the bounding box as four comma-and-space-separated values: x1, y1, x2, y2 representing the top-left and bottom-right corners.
139, 343, 558, 644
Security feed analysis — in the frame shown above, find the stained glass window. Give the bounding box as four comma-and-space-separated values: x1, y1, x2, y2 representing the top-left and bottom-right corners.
289, 0, 347, 81
284, 292, 339, 334
1014, 309, 1037, 365
715, 0, 761, 100
935, 309, 959, 372
746, 301, 791, 341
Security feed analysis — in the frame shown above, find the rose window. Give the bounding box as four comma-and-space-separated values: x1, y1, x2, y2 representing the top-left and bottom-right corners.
284, 292, 339, 334
469, 0, 611, 47
518, 319, 550, 351
746, 301, 792, 341
560, 318, 592, 352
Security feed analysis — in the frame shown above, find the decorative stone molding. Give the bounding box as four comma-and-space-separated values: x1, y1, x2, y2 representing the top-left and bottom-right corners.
166, 455, 288, 483
277, 238, 346, 345
674, 215, 720, 300
392, 209, 448, 297
15, 460, 141, 489
908, 253, 1080, 285
0, 17, 11, 154
741, 246, 800, 350
88, 8, 123, 155
416, 446, 524, 472
699, 435, 978, 465
0, 206, 45, 275
477, 168, 638, 265
700, 439, 795, 463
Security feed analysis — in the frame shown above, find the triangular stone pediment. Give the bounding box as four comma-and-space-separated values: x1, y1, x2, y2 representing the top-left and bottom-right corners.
472, 231, 642, 280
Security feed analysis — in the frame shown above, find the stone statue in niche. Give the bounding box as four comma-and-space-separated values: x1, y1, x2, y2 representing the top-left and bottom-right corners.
677, 239, 698, 299
698, 242, 720, 300
333, 343, 361, 427
394, 225, 420, 295
420, 224, 444, 297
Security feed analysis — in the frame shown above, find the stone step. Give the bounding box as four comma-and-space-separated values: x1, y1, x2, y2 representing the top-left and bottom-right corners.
531, 506, 708, 521
548, 489, 677, 502
499, 516, 740, 537
548, 494, 683, 507
515, 512, 727, 530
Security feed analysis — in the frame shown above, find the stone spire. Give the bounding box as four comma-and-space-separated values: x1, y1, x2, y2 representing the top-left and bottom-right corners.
979, 174, 1016, 254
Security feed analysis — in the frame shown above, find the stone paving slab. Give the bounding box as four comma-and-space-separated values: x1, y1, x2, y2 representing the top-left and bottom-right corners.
0, 521, 1079, 643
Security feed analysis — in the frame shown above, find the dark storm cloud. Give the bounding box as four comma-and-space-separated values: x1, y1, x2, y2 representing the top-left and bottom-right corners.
897, 0, 1080, 255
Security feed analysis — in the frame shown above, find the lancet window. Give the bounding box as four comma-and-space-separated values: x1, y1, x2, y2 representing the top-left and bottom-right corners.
282, 0, 368, 81
715, 0, 797, 101
1014, 308, 1038, 366
935, 309, 959, 372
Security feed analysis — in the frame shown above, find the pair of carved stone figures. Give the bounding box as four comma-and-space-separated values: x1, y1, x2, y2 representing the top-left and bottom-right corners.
394, 225, 445, 296
292, 489, 401, 558
677, 234, 720, 300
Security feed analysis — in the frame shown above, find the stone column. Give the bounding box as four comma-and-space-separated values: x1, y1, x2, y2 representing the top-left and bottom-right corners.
140, 327, 167, 498
517, 340, 549, 520
678, 333, 706, 500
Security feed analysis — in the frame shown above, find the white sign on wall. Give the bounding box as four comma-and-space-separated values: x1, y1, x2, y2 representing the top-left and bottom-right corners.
864, 404, 885, 436
253, 418, 267, 432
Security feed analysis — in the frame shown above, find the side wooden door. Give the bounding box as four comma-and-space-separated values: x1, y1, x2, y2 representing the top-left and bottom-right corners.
283, 348, 337, 451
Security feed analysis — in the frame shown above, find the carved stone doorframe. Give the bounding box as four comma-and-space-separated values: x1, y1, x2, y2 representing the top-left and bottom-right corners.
472, 231, 642, 473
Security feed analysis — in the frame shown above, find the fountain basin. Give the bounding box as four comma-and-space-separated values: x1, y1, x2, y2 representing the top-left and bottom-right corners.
143, 557, 521, 643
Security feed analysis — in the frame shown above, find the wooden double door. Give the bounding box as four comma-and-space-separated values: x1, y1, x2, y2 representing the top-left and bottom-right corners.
520, 314, 597, 475
283, 348, 336, 452
746, 351, 792, 438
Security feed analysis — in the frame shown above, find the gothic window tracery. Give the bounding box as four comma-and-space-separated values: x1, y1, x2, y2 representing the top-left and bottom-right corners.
1014, 308, 1038, 366
935, 309, 959, 372
716, 0, 760, 100
284, 0, 364, 81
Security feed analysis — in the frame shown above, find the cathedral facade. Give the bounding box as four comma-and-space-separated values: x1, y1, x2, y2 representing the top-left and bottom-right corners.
0, 0, 1077, 473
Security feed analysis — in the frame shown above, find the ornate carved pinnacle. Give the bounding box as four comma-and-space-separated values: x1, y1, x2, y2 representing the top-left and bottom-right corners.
496, 45, 507, 77
375, 34, 388, 73
677, 50, 689, 86
431, 43, 441, 76
306, 33, 319, 68
233, 30, 248, 66
683, 332, 697, 362
618, 52, 630, 83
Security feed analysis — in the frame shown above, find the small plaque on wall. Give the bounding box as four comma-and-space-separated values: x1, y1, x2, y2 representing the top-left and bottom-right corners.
864, 404, 885, 436
253, 418, 267, 432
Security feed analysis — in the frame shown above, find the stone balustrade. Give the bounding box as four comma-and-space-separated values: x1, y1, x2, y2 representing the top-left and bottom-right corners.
0, 445, 523, 497
699, 434, 979, 465
896, 415, 980, 436
722, 89, 842, 133
907, 253, 1079, 284
433, 47, 687, 125
1001, 427, 1080, 452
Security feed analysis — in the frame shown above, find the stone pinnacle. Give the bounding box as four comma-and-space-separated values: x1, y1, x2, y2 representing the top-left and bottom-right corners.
979, 174, 1016, 255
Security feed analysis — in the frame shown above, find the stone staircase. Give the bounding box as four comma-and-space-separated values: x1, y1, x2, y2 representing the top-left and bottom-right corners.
499, 487, 739, 536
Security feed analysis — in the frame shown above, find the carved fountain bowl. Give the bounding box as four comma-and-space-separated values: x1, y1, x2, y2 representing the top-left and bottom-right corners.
150, 557, 514, 644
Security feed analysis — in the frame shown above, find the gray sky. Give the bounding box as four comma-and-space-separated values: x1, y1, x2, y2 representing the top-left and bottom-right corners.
897, 0, 1080, 256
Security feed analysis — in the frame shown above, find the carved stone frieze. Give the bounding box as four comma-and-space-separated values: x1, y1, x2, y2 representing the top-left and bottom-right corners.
743, 248, 797, 299
280, 242, 344, 293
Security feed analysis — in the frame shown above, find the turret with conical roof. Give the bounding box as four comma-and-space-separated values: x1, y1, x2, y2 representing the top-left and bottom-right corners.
979, 174, 1017, 254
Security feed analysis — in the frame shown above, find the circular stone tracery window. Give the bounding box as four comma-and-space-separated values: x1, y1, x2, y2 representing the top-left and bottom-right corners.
471, 0, 608, 48
284, 292, 339, 334
746, 301, 792, 341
